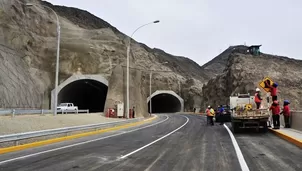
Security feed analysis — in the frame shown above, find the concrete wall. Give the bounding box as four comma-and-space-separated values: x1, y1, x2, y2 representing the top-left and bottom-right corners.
291, 111, 302, 131
280, 111, 302, 131
104, 65, 149, 118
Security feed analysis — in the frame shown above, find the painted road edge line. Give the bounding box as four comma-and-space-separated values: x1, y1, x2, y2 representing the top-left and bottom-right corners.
269, 128, 302, 148
223, 124, 250, 171
120, 115, 189, 159
0, 115, 158, 155
0, 115, 169, 165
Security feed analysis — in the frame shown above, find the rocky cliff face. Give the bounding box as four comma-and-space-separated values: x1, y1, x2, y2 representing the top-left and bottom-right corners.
201, 49, 302, 110
200, 45, 250, 78
0, 44, 44, 108
0, 0, 208, 115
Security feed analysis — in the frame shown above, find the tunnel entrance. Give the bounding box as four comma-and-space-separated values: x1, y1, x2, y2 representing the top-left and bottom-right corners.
58, 79, 108, 113
147, 91, 184, 113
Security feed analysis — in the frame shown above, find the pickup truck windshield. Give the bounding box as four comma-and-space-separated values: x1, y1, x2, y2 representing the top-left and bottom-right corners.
59, 103, 68, 107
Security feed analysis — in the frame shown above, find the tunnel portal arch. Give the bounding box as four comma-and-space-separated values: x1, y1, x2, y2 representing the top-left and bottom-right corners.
51, 75, 108, 113
147, 90, 184, 113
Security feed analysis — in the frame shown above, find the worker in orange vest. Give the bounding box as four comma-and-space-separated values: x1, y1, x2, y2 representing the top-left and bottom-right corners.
254, 88, 263, 109
206, 106, 215, 126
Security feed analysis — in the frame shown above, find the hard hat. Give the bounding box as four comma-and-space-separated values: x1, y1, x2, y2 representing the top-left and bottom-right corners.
208, 105, 211, 108
284, 100, 290, 104
273, 82, 278, 87
256, 88, 260, 92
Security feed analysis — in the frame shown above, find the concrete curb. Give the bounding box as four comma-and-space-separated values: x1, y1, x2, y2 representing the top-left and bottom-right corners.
269, 128, 302, 148
0, 115, 157, 155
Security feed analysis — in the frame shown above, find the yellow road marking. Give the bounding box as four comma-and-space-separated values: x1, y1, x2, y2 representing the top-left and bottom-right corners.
269, 128, 302, 148
0, 115, 157, 155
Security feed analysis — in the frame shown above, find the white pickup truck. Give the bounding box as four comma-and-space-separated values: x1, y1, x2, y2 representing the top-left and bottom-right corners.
57, 103, 78, 114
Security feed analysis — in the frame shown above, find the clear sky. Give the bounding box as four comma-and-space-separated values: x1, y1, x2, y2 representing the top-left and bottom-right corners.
46, 0, 302, 65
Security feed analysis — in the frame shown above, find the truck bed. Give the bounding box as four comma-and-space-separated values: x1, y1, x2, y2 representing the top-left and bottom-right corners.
232, 109, 270, 120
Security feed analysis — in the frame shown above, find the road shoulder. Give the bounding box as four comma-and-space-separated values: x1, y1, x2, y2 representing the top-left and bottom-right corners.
269, 128, 302, 148
0, 115, 157, 155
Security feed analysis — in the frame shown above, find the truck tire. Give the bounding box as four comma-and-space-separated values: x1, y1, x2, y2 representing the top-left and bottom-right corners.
260, 122, 268, 133
232, 122, 240, 133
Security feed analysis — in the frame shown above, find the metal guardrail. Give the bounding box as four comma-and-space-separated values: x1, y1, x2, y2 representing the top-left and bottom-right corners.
0, 109, 89, 116
0, 117, 144, 145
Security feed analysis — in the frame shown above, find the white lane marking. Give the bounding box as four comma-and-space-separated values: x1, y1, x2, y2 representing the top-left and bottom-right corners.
120, 115, 189, 159
223, 124, 250, 171
0, 115, 169, 165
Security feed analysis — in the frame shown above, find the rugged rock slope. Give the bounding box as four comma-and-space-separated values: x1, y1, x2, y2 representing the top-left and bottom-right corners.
201, 47, 302, 110
0, 44, 43, 108
200, 45, 249, 78
0, 0, 208, 114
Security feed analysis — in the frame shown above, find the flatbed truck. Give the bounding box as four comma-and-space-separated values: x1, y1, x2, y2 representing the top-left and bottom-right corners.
230, 94, 270, 133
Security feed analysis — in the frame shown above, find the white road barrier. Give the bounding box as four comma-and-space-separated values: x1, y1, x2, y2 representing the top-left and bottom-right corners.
0, 109, 89, 116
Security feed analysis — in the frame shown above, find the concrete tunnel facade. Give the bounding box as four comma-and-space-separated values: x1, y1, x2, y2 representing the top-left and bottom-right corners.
147, 90, 184, 113
51, 75, 108, 113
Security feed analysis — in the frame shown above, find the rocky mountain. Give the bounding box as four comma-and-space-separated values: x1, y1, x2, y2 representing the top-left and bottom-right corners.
201, 46, 302, 110
1, 0, 301, 115
200, 45, 250, 78
0, 0, 209, 114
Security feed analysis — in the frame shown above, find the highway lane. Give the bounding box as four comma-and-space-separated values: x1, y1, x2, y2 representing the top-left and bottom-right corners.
0, 114, 300, 171
0, 114, 242, 171
229, 124, 302, 171
0, 114, 187, 170
103, 114, 242, 171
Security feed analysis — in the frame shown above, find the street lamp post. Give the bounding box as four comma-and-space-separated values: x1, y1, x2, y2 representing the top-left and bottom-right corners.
149, 62, 168, 115
26, 3, 61, 116
126, 20, 160, 118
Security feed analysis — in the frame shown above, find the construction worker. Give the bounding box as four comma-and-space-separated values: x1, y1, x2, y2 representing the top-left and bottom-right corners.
254, 88, 263, 109
269, 100, 280, 129
219, 105, 225, 125
205, 106, 211, 125
206, 106, 215, 126
265, 80, 278, 101
280, 100, 291, 128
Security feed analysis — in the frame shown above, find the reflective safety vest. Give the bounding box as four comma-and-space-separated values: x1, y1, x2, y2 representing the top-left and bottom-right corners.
206, 109, 210, 116
207, 109, 215, 116
254, 93, 261, 103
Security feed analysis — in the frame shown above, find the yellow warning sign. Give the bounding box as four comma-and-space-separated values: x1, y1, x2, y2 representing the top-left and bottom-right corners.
259, 77, 274, 92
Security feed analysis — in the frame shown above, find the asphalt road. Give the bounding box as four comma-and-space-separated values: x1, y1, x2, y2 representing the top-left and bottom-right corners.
0, 114, 301, 171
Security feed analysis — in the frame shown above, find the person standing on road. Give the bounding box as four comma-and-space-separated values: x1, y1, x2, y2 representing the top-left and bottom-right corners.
280, 100, 291, 128
206, 106, 211, 125
254, 88, 263, 109
207, 106, 215, 126
269, 100, 280, 129
219, 105, 225, 125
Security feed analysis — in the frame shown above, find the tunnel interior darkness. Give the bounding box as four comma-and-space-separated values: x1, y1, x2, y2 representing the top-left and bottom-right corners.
58, 79, 108, 113
148, 93, 181, 113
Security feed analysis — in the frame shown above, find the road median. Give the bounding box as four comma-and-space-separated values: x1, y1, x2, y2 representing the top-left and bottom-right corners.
0, 115, 157, 155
